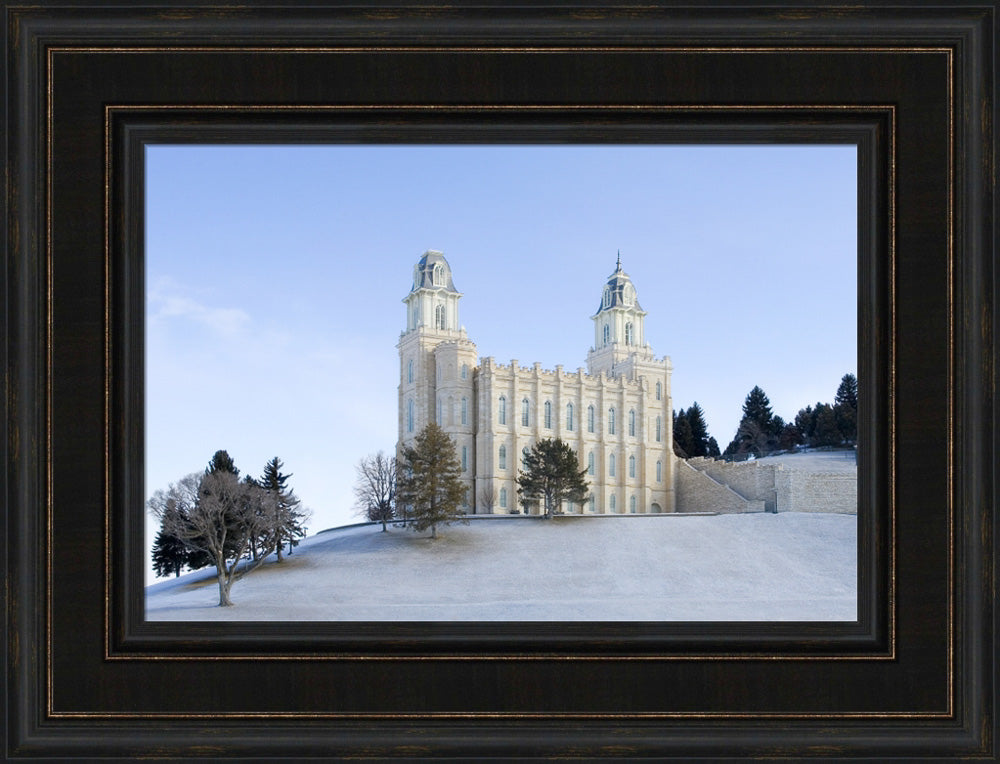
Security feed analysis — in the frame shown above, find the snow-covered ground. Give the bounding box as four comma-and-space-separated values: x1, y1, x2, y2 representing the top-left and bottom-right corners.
750, 448, 858, 473
146, 512, 857, 622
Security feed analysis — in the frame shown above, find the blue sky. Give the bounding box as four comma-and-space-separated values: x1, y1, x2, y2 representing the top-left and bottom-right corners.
145, 144, 857, 564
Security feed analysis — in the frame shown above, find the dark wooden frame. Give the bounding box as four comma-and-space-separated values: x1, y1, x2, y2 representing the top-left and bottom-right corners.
4, 2, 996, 760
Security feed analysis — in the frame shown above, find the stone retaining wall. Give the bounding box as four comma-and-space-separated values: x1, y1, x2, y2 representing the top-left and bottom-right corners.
676, 460, 765, 514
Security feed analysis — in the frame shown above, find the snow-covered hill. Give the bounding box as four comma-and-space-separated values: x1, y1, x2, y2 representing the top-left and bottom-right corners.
146, 512, 857, 621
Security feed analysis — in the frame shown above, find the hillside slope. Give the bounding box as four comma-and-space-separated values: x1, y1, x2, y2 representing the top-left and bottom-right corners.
146, 513, 857, 621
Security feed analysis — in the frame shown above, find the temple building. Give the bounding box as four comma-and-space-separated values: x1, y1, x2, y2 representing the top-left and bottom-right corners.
397, 250, 676, 515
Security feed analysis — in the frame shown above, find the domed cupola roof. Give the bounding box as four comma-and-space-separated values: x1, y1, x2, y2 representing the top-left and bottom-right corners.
596, 252, 643, 313
411, 250, 459, 293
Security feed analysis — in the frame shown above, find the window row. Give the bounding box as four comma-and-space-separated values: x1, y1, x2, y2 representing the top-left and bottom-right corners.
496, 396, 661, 441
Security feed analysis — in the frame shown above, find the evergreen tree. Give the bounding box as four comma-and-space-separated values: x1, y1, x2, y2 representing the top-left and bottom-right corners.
686, 402, 711, 457
728, 386, 779, 457
516, 438, 589, 519
259, 456, 307, 560
206, 449, 239, 477
834, 373, 858, 444
672, 409, 695, 457
706, 436, 721, 458
794, 405, 816, 443
396, 423, 467, 539
151, 527, 188, 578
811, 403, 841, 446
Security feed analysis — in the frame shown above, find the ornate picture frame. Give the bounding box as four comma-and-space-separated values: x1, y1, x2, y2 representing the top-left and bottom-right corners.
4, 2, 995, 759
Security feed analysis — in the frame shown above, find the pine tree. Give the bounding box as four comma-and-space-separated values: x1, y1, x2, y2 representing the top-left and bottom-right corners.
516, 438, 589, 519
706, 436, 721, 458
742, 386, 774, 431
396, 423, 467, 539
206, 449, 239, 477
729, 386, 778, 457
673, 409, 694, 457
151, 527, 188, 578
686, 402, 711, 457
812, 403, 841, 446
259, 456, 307, 560
834, 373, 858, 444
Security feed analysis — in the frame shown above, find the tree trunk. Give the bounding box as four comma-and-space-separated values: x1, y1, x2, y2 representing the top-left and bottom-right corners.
217, 571, 233, 606
431, 523, 437, 539
275, 542, 283, 563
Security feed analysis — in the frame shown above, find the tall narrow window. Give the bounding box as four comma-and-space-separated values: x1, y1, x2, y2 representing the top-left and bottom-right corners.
462, 488, 469, 507
629, 455, 636, 478
411, 306, 419, 329
461, 363, 468, 379
656, 416, 662, 442
589, 496, 595, 513
462, 446, 467, 472
629, 409, 636, 436
544, 401, 552, 429
498, 396, 507, 425
433, 264, 443, 286
610, 495, 617, 513
436, 398, 442, 426
499, 445, 507, 470
625, 322, 633, 345
434, 304, 444, 329
609, 453, 616, 476
608, 407, 616, 435
655, 381, 662, 401
461, 397, 468, 425
522, 399, 530, 427
656, 460, 662, 482
587, 405, 595, 432
603, 324, 610, 345
587, 451, 595, 475
407, 359, 413, 383
630, 495, 637, 513
500, 487, 507, 509
407, 399, 414, 433
566, 402, 574, 431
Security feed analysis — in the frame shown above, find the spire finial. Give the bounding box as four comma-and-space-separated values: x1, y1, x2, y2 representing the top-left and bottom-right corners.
616, 249, 621, 270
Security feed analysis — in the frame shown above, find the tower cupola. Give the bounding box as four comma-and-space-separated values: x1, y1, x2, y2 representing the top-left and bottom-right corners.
592, 252, 647, 351
403, 250, 463, 333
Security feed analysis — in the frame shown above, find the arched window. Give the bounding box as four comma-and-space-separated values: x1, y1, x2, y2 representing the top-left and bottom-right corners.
499, 445, 507, 470
603, 324, 610, 346
461, 397, 468, 425
655, 381, 662, 401
656, 416, 662, 442
498, 396, 507, 425
603, 287, 610, 308
461, 363, 468, 379
630, 495, 637, 513
625, 322, 633, 345
628, 409, 636, 436
436, 398, 442, 426
629, 455, 636, 478
544, 400, 552, 429
407, 359, 413, 383
407, 399, 414, 433
434, 304, 446, 329
566, 402, 574, 431
610, 495, 617, 513
656, 460, 662, 482
522, 399, 530, 427
433, 264, 443, 286
500, 487, 507, 509
461, 446, 468, 472
587, 451, 595, 475
609, 453, 616, 476
587, 405, 595, 432
608, 407, 616, 435
589, 496, 595, 513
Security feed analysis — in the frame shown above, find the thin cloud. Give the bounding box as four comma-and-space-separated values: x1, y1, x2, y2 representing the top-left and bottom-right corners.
149, 277, 251, 338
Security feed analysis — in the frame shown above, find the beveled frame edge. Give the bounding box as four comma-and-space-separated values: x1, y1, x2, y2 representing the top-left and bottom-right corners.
5, 3, 995, 760
105, 105, 893, 663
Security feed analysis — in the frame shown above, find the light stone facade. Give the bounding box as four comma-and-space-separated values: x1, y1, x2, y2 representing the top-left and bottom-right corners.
397, 250, 676, 515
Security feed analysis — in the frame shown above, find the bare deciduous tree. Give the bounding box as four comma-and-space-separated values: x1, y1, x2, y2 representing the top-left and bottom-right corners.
149, 471, 279, 606
477, 482, 497, 514
353, 451, 396, 532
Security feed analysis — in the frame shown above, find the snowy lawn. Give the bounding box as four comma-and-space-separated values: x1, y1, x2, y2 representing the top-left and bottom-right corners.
146, 512, 857, 621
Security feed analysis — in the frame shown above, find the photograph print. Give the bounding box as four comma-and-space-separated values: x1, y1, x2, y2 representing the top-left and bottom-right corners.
143, 143, 858, 622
